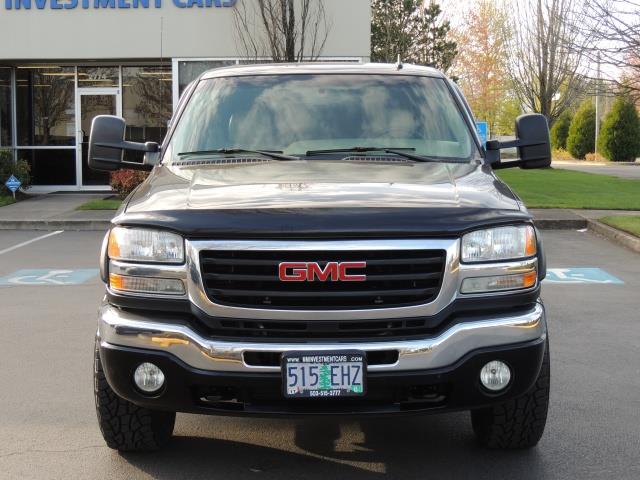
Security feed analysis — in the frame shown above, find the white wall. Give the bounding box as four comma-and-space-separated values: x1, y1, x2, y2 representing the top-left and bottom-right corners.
0, 0, 370, 61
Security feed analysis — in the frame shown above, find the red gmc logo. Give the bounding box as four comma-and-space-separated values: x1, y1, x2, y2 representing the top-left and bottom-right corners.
279, 262, 367, 282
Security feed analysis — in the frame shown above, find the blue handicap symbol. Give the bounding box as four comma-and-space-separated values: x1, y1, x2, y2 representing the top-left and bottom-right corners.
0, 269, 99, 286
5, 175, 22, 193
545, 268, 624, 285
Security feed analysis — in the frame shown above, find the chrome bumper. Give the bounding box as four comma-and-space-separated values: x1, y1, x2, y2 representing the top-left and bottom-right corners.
98, 302, 546, 374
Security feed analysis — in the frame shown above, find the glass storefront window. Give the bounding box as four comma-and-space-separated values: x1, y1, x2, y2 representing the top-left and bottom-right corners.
0, 68, 12, 146
16, 66, 75, 147
122, 65, 173, 162
18, 149, 76, 186
178, 60, 236, 95
77, 66, 119, 88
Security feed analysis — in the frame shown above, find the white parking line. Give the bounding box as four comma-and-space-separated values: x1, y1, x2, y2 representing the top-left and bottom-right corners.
0, 231, 64, 256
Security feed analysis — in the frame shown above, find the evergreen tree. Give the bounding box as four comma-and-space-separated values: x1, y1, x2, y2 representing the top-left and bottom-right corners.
371, 0, 418, 64
411, 2, 458, 72
598, 96, 640, 162
566, 101, 596, 159
371, 0, 457, 72
550, 110, 572, 150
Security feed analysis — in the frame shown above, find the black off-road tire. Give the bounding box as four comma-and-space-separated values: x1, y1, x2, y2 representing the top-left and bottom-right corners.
94, 341, 175, 452
471, 339, 550, 449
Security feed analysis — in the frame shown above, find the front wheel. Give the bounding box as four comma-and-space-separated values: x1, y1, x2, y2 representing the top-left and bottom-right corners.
471, 338, 550, 449
94, 341, 175, 452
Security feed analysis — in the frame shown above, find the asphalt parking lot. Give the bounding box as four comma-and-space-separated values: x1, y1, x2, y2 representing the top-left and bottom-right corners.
0, 229, 638, 479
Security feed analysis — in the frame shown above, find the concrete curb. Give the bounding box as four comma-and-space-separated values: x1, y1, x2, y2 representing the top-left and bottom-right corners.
534, 218, 588, 230
587, 219, 640, 254
0, 220, 111, 231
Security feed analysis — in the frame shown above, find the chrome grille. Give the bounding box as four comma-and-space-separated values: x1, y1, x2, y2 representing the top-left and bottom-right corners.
199, 249, 446, 310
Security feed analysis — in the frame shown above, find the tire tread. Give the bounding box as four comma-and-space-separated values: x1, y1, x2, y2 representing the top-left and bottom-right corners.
94, 341, 175, 452
471, 339, 550, 449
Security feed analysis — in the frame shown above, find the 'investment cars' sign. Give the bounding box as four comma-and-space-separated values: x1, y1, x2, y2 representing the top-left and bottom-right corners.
4, 0, 235, 9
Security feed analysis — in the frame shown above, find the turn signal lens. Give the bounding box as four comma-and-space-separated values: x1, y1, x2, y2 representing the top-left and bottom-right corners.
107, 232, 121, 259
460, 270, 538, 294
525, 227, 537, 257
109, 273, 185, 295
522, 271, 538, 288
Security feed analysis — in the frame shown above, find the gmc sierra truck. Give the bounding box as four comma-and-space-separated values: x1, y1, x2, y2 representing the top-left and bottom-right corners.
89, 63, 551, 452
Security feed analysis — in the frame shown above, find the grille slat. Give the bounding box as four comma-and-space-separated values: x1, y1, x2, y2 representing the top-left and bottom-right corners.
201, 257, 444, 266
208, 287, 438, 298
200, 248, 446, 310
203, 272, 441, 282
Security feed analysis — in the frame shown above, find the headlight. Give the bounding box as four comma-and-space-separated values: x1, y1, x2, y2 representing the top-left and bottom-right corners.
461, 225, 536, 263
108, 227, 184, 264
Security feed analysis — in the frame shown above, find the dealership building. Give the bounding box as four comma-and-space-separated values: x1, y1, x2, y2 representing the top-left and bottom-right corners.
0, 0, 371, 191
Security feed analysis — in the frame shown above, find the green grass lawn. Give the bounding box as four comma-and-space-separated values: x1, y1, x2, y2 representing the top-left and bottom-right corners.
0, 195, 16, 207
497, 168, 640, 210
600, 216, 640, 237
76, 199, 122, 211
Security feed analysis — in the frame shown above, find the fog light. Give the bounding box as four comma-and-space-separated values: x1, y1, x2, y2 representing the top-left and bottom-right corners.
133, 362, 165, 394
480, 360, 511, 392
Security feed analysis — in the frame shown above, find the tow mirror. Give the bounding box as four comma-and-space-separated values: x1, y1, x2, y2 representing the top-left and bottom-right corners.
486, 114, 552, 170
88, 115, 159, 172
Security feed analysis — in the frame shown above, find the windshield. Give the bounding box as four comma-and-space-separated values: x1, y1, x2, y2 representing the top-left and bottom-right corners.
164, 74, 478, 162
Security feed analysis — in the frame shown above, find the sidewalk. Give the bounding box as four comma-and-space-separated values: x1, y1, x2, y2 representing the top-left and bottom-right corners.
0, 193, 115, 231
552, 160, 640, 180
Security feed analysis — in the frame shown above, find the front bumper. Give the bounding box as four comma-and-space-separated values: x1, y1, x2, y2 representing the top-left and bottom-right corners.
97, 302, 547, 416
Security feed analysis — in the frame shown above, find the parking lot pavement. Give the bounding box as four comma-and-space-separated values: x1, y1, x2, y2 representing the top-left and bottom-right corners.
0, 229, 639, 479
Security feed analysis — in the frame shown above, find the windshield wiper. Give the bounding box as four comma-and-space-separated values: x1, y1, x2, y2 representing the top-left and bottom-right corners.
306, 146, 414, 155
304, 147, 445, 163
178, 148, 299, 161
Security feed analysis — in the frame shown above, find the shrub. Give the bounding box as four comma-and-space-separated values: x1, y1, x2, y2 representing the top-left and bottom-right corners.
0, 149, 31, 194
597, 96, 640, 162
552, 148, 574, 161
584, 152, 606, 162
110, 170, 149, 198
566, 100, 596, 160
550, 110, 572, 150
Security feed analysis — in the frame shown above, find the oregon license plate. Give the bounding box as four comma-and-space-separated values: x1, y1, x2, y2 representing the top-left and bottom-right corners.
282, 351, 366, 398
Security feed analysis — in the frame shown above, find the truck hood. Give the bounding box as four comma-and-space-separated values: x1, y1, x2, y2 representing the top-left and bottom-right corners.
117, 160, 529, 237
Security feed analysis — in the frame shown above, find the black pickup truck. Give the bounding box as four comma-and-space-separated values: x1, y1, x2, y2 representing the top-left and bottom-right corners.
89, 63, 551, 452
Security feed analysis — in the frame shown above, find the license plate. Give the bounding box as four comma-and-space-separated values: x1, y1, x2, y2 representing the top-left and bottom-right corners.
282, 351, 366, 398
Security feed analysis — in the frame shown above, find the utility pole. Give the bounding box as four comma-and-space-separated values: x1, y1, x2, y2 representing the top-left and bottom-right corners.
595, 51, 601, 158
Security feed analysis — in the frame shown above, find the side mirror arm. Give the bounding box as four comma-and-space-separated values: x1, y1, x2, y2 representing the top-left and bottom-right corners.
93, 141, 159, 171
486, 139, 548, 150
95, 141, 158, 153
486, 138, 550, 169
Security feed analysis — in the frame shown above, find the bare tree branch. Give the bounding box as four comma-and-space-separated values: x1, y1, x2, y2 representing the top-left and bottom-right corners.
503, 0, 591, 123
579, 0, 640, 95
233, 0, 331, 63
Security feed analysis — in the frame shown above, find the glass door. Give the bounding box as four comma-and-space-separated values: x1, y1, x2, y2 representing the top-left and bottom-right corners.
77, 88, 121, 187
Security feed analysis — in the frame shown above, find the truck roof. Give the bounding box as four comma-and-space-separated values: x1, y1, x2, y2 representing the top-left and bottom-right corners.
200, 62, 447, 80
